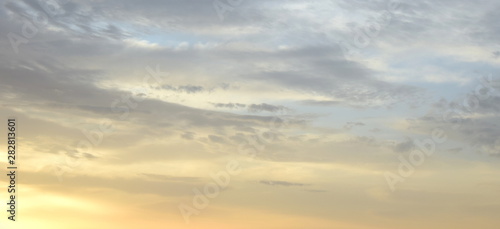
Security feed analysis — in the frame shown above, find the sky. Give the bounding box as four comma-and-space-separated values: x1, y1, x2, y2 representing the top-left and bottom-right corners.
0, 0, 500, 228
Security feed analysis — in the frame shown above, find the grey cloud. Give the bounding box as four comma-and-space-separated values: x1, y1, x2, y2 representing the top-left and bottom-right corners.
0, 56, 291, 129
348, 136, 377, 146
2, 0, 498, 169
407, 92, 500, 157
247, 103, 290, 113
162, 84, 204, 94
343, 122, 366, 130
392, 138, 414, 153
3, 0, 426, 110
211, 102, 290, 114
0, 56, 314, 166
493, 51, 500, 59
4, 0, 127, 41
300, 99, 341, 106
181, 131, 195, 140
208, 135, 226, 144
243, 46, 423, 107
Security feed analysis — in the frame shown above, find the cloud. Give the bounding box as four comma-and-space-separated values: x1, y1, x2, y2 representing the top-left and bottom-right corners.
162, 84, 204, 94
405, 87, 500, 157
343, 122, 366, 130
392, 138, 414, 153
211, 102, 246, 109
208, 135, 227, 144
2, 0, 500, 227
304, 189, 328, 193
140, 173, 200, 183
181, 131, 195, 140
247, 103, 290, 113
259, 180, 307, 187
300, 99, 341, 106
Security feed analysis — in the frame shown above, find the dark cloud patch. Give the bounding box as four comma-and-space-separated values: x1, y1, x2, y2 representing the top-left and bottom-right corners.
343, 122, 366, 130
349, 136, 377, 146
248, 103, 290, 113
211, 102, 290, 114
393, 138, 414, 153
162, 84, 204, 94
493, 51, 500, 59
181, 132, 195, 140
